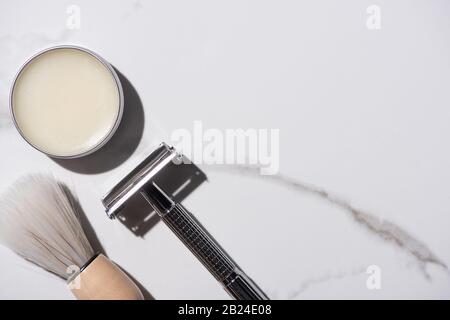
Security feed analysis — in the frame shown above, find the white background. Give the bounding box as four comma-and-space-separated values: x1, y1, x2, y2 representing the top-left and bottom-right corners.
0, 0, 449, 299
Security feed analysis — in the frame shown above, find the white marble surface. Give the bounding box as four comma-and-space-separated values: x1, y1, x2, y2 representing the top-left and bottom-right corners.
1, 0, 450, 299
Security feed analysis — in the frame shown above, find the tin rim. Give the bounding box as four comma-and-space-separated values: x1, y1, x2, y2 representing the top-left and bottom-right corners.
9, 45, 124, 159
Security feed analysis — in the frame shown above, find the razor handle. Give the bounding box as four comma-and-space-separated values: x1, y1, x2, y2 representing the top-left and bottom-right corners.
161, 204, 269, 300
142, 184, 269, 300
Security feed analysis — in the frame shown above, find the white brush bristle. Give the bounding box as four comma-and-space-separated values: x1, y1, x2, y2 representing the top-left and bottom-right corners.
0, 174, 94, 280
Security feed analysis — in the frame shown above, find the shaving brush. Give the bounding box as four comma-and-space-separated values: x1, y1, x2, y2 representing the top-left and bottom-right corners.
0, 174, 143, 300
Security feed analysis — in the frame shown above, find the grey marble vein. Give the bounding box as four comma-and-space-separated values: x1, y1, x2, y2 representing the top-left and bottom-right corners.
121, 0, 144, 20
0, 30, 71, 66
287, 267, 366, 299
133, 0, 143, 10
206, 165, 448, 272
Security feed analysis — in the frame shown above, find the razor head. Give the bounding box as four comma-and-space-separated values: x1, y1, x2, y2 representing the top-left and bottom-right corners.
102, 142, 207, 235
102, 142, 178, 218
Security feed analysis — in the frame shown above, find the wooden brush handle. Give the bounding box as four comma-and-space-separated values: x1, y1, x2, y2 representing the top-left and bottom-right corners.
69, 254, 143, 300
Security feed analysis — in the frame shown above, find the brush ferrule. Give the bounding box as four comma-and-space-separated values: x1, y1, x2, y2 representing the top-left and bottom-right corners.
66, 253, 100, 284
68, 253, 143, 300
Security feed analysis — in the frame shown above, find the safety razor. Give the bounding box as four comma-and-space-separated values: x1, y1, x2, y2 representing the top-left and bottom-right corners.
102, 142, 269, 300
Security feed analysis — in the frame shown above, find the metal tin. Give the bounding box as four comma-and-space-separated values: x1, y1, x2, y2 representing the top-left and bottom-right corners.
9, 45, 124, 159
